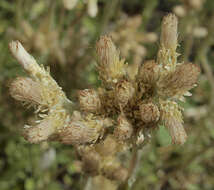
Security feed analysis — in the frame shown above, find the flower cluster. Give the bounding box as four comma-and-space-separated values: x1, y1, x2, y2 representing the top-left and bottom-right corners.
9, 13, 200, 182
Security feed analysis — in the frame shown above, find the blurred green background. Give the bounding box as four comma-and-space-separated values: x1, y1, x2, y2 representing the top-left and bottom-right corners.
0, 0, 214, 189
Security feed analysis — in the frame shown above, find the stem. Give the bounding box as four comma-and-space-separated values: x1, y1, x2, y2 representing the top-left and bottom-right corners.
84, 177, 92, 190
119, 145, 143, 190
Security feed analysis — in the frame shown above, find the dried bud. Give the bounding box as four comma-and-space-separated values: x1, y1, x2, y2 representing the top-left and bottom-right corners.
59, 117, 104, 145
102, 158, 128, 182
112, 167, 128, 182
9, 41, 71, 108
79, 146, 101, 175
139, 102, 160, 123
95, 135, 118, 156
160, 100, 187, 145
23, 118, 56, 143
114, 114, 133, 140
9, 41, 43, 76
115, 80, 135, 106
138, 60, 159, 84
165, 117, 187, 145
10, 77, 43, 105
78, 89, 101, 113
96, 35, 126, 84
161, 14, 178, 50
157, 63, 200, 97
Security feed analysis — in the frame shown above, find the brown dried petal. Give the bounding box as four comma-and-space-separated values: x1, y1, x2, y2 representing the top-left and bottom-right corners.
138, 60, 159, 84
96, 35, 126, 84
164, 116, 187, 145
139, 103, 160, 123
78, 89, 101, 113
158, 63, 200, 97
59, 120, 102, 145
115, 80, 135, 106
160, 100, 187, 145
161, 13, 178, 50
10, 77, 43, 105
114, 114, 133, 140
23, 119, 56, 143
95, 135, 118, 156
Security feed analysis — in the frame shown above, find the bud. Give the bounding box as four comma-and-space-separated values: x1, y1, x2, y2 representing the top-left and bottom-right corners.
138, 60, 159, 84
95, 135, 118, 156
59, 117, 103, 145
157, 63, 200, 97
160, 100, 187, 145
78, 89, 101, 113
96, 35, 126, 84
161, 13, 178, 50
114, 114, 133, 140
115, 80, 135, 106
112, 167, 128, 182
102, 158, 128, 182
10, 77, 43, 105
23, 118, 56, 143
9, 41, 43, 76
165, 116, 187, 145
139, 102, 160, 123
9, 41, 71, 108
79, 146, 101, 175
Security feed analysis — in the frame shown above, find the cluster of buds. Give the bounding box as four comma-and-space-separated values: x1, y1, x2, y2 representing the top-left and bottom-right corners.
9, 41, 72, 143
9, 13, 200, 183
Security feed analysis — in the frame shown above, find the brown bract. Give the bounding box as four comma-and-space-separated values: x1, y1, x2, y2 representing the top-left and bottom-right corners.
158, 63, 200, 97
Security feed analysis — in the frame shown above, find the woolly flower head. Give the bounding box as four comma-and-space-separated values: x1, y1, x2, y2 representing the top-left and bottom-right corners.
8, 13, 200, 183
96, 35, 127, 85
